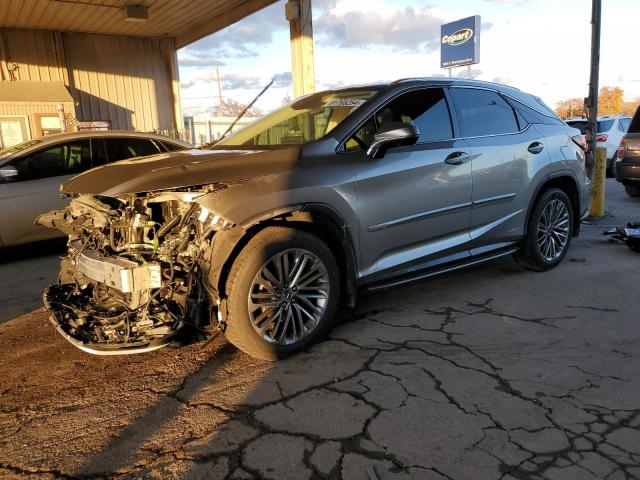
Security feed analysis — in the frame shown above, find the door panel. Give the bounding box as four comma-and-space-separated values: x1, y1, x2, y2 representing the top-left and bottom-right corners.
448, 87, 547, 252
0, 139, 90, 246
0, 175, 72, 246
356, 139, 473, 280
466, 127, 545, 250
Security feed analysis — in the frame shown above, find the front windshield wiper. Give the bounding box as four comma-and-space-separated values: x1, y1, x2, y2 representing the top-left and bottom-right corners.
200, 78, 275, 149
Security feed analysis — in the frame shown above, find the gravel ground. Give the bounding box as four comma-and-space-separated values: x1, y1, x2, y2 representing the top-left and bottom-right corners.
0, 179, 639, 480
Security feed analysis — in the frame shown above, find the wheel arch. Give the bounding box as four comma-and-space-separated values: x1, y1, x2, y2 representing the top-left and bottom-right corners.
206, 203, 358, 309
525, 172, 582, 237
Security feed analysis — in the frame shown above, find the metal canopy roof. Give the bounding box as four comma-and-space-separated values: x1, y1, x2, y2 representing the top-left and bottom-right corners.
0, 0, 277, 48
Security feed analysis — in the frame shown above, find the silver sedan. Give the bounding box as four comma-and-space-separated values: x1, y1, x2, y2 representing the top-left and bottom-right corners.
0, 131, 192, 247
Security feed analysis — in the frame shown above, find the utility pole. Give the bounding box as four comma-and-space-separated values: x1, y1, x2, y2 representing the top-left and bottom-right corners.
216, 65, 224, 116
586, 0, 602, 177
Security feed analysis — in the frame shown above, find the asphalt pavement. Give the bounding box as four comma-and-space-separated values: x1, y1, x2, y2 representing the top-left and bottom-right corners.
0, 179, 639, 480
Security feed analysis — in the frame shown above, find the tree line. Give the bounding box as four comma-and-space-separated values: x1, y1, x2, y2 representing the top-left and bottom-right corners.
555, 87, 639, 119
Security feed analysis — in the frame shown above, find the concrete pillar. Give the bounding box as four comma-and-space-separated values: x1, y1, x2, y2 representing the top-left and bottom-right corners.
286, 0, 315, 98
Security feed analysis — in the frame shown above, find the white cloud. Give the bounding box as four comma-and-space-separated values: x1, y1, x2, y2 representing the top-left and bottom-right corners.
180, 1, 287, 60
315, 5, 444, 52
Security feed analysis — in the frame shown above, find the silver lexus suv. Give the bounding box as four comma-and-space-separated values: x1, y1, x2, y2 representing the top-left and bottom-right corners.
39, 78, 590, 360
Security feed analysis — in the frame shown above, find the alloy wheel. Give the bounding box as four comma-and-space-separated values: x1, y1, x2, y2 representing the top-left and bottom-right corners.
536, 199, 570, 262
247, 248, 330, 345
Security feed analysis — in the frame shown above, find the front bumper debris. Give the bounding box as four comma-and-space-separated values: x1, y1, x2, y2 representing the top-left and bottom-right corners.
43, 283, 181, 355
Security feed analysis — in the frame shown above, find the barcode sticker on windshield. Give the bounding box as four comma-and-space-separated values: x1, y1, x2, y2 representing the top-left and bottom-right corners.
325, 98, 366, 107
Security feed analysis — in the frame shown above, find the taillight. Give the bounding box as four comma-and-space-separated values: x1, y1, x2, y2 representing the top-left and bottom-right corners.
572, 135, 587, 152
617, 140, 626, 159
596, 134, 608, 142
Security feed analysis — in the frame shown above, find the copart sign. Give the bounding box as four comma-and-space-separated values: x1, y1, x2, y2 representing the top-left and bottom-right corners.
440, 15, 481, 68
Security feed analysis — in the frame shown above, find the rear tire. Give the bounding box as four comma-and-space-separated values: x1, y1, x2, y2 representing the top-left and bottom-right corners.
515, 188, 573, 271
625, 185, 640, 197
223, 227, 340, 361
607, 156, 617, 178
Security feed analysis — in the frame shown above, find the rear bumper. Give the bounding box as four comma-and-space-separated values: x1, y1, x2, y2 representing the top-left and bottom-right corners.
615, 162, 640, 184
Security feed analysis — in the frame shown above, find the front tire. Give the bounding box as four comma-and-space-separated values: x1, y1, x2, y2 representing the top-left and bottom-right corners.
625, 185, 640, 197
224, 227, 340, 361
515, 188, 573, 271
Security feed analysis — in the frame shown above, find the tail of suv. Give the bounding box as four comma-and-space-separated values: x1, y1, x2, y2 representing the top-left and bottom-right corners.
616, 106, 640, 197
566, 115, 631, 178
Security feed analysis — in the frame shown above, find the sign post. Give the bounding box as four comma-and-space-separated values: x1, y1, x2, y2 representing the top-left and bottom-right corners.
441, 15, 481, 75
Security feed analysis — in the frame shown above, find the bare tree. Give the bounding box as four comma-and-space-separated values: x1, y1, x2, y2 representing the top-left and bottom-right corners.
555, 98, 585, 119
217, 98, 262, 117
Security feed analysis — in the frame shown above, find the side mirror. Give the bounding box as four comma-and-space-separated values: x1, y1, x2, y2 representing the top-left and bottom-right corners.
367, 122, 420, 159
0, 166, 18, 182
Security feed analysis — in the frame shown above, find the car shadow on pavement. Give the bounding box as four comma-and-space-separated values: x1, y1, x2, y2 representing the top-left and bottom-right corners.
72, 338, 245, 477
0, 238, 66, 264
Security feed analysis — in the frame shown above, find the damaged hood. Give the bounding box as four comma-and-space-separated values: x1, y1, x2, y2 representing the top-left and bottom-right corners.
61, 147, 302, 196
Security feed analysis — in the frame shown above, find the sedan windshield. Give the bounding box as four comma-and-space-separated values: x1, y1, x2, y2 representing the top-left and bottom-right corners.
215, 89, 379, 147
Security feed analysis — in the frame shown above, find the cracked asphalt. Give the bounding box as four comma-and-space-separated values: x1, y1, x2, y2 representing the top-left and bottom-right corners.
1, 179, 639, 480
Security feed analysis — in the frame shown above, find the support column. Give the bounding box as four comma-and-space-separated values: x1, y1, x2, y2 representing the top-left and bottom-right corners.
167, 38, 184, 138
286, 0, 315, 98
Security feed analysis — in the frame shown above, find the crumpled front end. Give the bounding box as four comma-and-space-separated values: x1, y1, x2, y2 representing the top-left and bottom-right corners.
38, 187, 231, 355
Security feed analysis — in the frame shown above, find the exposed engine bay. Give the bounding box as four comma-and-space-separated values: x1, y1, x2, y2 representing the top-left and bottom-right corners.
38, 186, 232, 354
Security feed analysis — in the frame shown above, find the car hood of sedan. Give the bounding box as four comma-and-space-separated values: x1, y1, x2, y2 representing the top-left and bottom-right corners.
61, 147, 302, 196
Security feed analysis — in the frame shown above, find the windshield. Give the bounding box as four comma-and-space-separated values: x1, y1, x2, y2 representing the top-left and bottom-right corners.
215, 89, 379, 147
0, 139, 43, 160
566, 120, 614, 134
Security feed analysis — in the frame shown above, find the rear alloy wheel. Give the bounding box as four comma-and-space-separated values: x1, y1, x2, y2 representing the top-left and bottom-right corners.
515, 188, 573, 271
625, 185, 640, 197
224, 227, 340, 360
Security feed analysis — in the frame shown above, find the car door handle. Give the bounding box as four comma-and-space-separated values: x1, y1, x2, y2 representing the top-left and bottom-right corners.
528, 142, 545, 154
444, 151, 470, 165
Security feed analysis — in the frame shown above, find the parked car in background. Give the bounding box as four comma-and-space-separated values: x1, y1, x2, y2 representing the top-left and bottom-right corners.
616, 106, 640, 197
566, 115, 631, 177
38, 78, 590, 360
0, 131, 192, 247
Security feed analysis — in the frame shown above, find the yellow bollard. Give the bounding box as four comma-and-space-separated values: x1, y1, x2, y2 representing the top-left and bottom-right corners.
588, 146, 607, 218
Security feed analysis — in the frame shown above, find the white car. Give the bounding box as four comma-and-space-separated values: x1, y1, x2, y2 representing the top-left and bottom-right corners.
566, 115, 631, 177
0, 131, 192, 247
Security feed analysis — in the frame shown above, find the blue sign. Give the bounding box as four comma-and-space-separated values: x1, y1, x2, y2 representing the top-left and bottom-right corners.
440, 15, 481, 68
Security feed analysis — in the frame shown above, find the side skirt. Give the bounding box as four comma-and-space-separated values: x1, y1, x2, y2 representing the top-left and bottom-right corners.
361, 245, 520, 293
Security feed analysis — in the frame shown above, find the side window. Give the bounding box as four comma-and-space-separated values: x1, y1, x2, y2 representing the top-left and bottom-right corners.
619, 118, 630, 132
161, 141, 187, 152
104, 138, 160, 162
91, 138, 109, 167
10, 140, 90, 181
376, 88, 453, 144
451, 89, 520, 137
345, 117, 376, 151
345, 88, 453, 150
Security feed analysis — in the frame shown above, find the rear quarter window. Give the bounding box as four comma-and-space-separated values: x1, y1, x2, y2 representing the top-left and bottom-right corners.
598, 120, 614, 132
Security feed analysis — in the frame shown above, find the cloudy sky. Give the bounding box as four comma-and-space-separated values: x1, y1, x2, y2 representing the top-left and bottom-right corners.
178, 0, 639, 117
